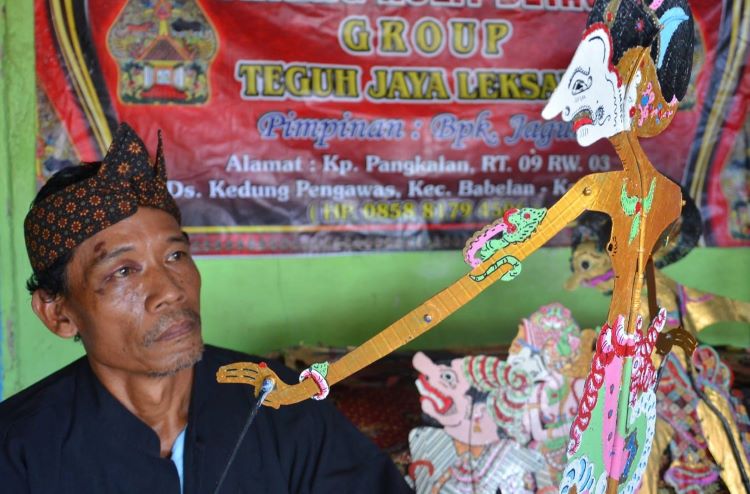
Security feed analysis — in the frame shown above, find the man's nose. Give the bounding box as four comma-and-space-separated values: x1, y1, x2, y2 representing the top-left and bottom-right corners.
145, 265, 185, 312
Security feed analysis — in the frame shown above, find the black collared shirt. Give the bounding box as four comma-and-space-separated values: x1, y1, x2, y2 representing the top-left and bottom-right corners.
0, 345, 411, 493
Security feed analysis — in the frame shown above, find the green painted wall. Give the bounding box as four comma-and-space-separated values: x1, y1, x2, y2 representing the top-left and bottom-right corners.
1, 0, 39, 399
1, 2, 748, 398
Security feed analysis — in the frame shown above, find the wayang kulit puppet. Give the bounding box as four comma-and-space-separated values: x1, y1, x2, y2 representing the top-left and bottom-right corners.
409, 304, 750, 494
655, 346, 750, 494
408, 347, 554, 493
217, 0, 700, 492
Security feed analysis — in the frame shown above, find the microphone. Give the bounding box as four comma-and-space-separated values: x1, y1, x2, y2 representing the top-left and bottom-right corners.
213, 377, 276, 494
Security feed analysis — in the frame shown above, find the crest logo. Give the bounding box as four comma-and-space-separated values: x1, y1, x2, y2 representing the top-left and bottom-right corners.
108, 0, 217, 104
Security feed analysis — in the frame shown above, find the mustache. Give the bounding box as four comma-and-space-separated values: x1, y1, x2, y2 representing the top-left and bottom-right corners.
143, 308, 201, 346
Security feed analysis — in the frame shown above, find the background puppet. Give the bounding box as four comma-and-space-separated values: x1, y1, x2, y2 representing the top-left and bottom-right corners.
657, 345, 750, 494
504, 304, 593, 484
408, 351, 552, 493
458, 304, 593, 487
405, 304, 589, 493
566, 206, 750, 337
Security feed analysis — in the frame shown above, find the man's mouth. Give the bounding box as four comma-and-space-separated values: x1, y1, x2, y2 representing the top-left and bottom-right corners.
155, 320, 195, 342
415, 374, 455, 415
146, 309, 201, 345
572, 109, 593, 132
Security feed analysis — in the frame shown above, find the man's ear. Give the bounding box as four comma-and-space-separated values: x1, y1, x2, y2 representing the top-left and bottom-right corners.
31, 290, 79, 339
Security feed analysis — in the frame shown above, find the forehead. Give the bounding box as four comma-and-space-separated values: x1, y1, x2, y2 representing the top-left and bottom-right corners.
71, 208, 183, 265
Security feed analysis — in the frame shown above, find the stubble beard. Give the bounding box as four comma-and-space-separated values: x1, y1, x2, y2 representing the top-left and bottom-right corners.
146, 343, 204, 378
143, 308, 205, 378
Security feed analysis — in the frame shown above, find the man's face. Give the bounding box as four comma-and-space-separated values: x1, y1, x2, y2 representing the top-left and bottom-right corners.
63, 207, 203, 378
542, 26, 626, 146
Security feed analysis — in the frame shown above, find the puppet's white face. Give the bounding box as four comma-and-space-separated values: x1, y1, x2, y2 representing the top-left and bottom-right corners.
507, 346, 549, 382
543, 27, 626, 147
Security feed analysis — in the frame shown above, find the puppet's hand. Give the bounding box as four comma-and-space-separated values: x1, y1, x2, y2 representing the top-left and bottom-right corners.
216, 361, 321, 408
216, 361, 288, 409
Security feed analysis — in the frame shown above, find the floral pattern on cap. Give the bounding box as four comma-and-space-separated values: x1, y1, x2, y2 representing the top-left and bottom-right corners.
24, 122, 181, 274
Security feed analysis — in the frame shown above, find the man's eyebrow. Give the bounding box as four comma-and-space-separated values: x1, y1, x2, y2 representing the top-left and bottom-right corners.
169, 234, 190, 244
90, 245, 134, 269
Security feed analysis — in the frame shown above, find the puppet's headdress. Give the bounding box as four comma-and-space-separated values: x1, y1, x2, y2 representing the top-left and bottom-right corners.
588, 0, 694, 103
24, 123, 181, 275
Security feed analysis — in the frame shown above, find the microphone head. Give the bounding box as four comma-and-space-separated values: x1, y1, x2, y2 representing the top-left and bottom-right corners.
260, 377, 275, 395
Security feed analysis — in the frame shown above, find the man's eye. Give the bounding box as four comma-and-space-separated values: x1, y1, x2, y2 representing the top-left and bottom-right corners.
168, 251, 187, 261
114, 267, 133, 278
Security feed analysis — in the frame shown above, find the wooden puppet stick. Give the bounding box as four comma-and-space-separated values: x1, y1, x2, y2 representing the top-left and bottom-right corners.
217, 173, 605, 407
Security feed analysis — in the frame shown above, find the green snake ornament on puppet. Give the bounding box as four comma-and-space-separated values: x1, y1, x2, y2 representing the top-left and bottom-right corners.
217, 2, 697, 492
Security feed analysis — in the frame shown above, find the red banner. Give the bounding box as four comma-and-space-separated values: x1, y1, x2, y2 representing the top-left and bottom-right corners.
35, 0, 750, 254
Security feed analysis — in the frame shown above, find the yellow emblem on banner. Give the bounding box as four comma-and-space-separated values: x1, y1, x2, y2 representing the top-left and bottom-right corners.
107, 0, 217, 105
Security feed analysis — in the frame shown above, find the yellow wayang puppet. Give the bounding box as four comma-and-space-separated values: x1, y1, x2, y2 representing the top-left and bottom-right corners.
218, 0, 700, 492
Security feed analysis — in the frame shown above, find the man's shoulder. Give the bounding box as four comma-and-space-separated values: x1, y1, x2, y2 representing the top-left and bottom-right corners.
0, 358, 85, 436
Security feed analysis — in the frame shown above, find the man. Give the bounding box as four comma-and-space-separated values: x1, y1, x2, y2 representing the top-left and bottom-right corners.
0, 123, 411, 493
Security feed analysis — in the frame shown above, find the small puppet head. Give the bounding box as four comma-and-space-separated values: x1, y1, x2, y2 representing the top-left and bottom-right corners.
413, 351, 473, 427
512, 303, 583, 372
412, 351, 500, 446
542, 0, 694, 146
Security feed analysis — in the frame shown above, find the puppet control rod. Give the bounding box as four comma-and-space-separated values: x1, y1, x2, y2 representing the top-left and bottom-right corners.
216, 174, 606, 408
216, 130, 694, 414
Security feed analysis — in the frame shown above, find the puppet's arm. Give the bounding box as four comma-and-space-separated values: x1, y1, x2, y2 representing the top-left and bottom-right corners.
218, 173, 612, 408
